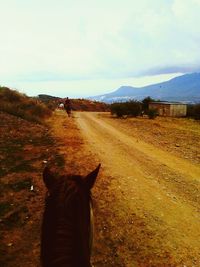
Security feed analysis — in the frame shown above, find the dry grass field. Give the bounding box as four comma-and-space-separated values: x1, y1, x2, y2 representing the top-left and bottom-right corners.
1, 109, 200, 266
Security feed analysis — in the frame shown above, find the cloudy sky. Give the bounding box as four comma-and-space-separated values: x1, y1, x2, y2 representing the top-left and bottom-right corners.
0, 0, 200, 97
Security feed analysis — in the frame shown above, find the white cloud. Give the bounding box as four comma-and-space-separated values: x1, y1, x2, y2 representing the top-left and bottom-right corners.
0, 0, 200, 96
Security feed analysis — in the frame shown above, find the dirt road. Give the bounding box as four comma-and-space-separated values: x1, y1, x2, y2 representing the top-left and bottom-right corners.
75, 112, 200, 267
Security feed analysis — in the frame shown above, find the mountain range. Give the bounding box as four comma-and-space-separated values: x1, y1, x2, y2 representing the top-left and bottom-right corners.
89, 73, 200, 103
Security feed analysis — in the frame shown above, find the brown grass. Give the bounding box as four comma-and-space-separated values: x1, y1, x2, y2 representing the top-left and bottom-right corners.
0, 111, 64, 267
0, 87, 52, 123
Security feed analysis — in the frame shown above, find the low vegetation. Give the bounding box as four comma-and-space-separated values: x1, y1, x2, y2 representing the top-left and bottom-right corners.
146, 108, 158, 119
0, 87, 52, 123
111, 100, 142, 117
187, 103, 200, 120
110, 97, 158, 119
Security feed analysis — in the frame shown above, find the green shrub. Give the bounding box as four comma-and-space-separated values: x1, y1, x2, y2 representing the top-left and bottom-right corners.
187, 104, 195, 117
194, 104, 200, 120
125, 101, 142, 116
111, 101, 142, 117
187, 104, 200, 120
147, 108, 158, 119
111, 103, 127, 117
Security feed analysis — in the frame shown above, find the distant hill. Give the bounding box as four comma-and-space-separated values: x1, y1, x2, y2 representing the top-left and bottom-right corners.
89, 73, 200, 103
38, 94, 61, 102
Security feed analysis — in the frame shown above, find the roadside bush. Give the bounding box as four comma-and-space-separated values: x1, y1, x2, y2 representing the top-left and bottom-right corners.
111, 101, 142, 117
186, 104, 193, 117
147, 108, 158, 119
110, 103, 127, 117
125, 101, 142, 116
194, 104, 200, 120
0, 87, 52, 123
187, 104, 200, 120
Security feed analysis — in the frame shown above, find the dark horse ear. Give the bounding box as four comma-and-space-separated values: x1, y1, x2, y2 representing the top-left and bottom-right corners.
84, 164, 101, 190
43, 166, 56, 190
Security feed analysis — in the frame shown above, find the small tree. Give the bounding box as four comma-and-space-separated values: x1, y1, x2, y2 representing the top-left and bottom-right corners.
142, 96, 155, 114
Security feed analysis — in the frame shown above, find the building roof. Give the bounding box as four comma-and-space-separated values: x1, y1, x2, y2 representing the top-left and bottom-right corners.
149, 101, 187, 105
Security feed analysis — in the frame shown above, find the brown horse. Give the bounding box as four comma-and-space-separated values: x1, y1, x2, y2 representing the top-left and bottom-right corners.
41, 164, 101, 267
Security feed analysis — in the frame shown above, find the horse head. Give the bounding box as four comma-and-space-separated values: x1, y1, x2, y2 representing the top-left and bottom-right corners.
41, 164, 101, 267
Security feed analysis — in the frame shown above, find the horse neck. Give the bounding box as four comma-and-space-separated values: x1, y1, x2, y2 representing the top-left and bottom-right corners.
41, 196, 92, 267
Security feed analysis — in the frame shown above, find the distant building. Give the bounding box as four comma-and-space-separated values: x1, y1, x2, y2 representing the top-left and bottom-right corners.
149, 102, 187, 117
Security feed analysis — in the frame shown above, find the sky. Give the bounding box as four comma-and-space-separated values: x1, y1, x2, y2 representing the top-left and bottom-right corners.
0, 0, 200, 98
